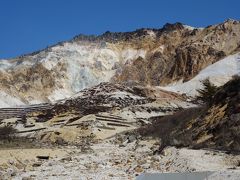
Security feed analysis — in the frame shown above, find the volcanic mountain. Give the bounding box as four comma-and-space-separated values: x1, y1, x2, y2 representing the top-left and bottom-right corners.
0, 19, 240, 107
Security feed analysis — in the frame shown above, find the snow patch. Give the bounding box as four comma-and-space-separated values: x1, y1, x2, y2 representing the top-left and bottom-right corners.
183, 25, 195, 31
160, 52, 240, 96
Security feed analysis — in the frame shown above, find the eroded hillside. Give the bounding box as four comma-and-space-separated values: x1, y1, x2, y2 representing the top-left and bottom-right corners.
0, 19, 240, 107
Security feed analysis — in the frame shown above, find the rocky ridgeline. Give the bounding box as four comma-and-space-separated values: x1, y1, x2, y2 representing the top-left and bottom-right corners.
72, 22, 185, 43
114, 19, 240, 85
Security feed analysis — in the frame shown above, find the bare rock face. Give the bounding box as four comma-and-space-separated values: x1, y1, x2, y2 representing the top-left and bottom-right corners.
0, 19, 240, 107
169, 45, 225, 82
114, 19, 240, 85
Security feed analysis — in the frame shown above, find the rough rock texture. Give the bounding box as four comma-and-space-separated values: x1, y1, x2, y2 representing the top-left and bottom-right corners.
0, 19, 240, 107
141, 77, 240, 152
114, 19, 240, 85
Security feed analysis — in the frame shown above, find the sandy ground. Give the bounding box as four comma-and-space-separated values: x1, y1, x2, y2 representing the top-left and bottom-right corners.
0, 148, 69, 165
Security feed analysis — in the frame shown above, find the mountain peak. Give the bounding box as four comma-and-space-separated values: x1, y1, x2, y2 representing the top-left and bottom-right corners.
162, 22, 185, 31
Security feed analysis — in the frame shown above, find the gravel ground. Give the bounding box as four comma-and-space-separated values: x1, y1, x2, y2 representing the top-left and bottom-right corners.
1, 138, 240, 180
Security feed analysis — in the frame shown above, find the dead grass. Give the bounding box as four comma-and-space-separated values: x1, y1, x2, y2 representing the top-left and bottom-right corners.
0, 137, 40, 149
138, 106, 207, 151
0, 126, 42, 149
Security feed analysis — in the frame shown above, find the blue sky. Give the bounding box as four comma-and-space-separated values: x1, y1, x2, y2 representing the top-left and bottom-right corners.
0, 0, 239, 59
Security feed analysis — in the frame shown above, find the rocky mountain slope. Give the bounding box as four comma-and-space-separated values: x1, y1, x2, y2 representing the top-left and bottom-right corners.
0, 19, 240, 107
140, 76, 240, 152
180, 76, 240, 151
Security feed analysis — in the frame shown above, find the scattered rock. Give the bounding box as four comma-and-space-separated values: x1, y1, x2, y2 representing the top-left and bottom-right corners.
32, 162, 42, 167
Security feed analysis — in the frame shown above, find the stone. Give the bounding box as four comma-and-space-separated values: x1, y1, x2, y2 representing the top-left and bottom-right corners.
32, 162, 42, 167
128, 135, 137, 143
8, 160, 14, 165
10, 170, 17, 177
60, 156, 72, 162
7, 168, 17, 177
141, 163, 151, 169
36, 156, 49, 160
109, 174, 114, 177
151, 156, 161, 162
162, 148, 172, 156
22, 177, 34, 180
15, 162, 25, 170
119, 140, 128, 147
134, 166, 144, 173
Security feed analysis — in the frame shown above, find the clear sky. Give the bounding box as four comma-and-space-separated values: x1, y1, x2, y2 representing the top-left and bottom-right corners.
0, 0, 239, 59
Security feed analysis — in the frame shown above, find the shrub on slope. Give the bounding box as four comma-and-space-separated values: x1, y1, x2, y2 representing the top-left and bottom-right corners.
139, 76, 240, 152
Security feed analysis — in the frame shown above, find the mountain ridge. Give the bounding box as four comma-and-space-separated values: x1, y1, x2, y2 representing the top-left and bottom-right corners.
0, 19, 240, 107
3, 20, 230, 60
